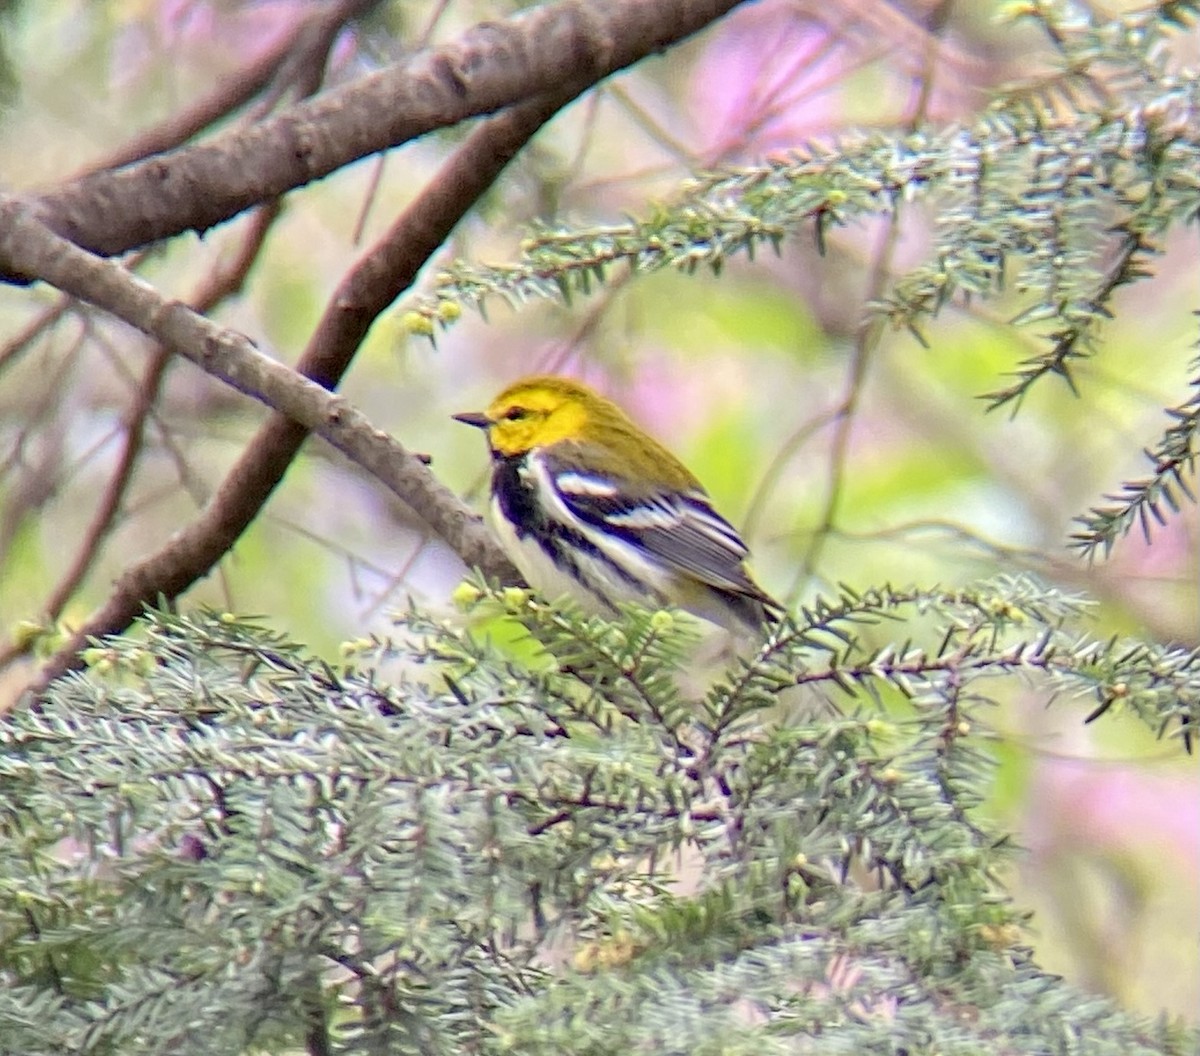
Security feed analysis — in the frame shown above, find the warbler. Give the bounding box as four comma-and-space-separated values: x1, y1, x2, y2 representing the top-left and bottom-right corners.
454, 374, 781, 632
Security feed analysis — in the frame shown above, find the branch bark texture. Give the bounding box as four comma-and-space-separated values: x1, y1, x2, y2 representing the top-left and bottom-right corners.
0, 197, 512, 692
0, 0, 750, 695
22, 0, 746, 266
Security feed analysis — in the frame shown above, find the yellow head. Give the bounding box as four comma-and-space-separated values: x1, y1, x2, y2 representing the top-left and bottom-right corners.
453, 375, 592, 458
454, 375, 699, 488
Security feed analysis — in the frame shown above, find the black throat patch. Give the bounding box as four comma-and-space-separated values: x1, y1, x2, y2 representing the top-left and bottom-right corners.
491, 454, 541, 541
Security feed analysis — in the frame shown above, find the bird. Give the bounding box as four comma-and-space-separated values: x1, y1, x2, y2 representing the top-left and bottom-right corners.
453, 374, 780, 633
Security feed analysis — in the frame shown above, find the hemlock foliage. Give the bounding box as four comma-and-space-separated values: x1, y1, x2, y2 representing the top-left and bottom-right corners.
2, 2, 1197, 1052
1, 579, 1195, 1054
409, 0, 1200, 559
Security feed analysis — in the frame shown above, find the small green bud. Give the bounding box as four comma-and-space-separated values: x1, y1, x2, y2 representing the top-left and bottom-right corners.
501, 587, 529, 610
451, 581, 483, 610
400, 310, 435, 336
996, 1, 1038, 21
11, 619, 45, 650
34, 628, 70, 658
649, 610, 675, 633
986, 598, 1026, 622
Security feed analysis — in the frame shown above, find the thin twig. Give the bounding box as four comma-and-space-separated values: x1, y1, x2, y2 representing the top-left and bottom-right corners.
21, 0, 749, 267
6, 88, 611, 693
47, 206, 282, 624
69, 0, 381, 180
0, 296, 73, 377
787, 1, 949, 601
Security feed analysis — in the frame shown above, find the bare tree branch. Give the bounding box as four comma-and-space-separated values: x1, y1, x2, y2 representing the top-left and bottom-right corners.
0, 329, 84, 568
42, 206, 282, 626
70, 0, 381, 180
0, 11, 379, 677
14, 0, 746, 267
0, 194, 506, 695
0, 296, 73, 377
1, 82, 580, 690
0, 0, 750, 696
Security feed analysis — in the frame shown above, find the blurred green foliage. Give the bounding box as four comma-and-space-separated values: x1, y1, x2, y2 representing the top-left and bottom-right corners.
0, 0, 1195, 1030
0, 594, 1195, 1053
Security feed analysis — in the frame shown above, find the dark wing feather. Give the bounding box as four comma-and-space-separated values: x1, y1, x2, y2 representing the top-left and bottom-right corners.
543, 448, 772, 604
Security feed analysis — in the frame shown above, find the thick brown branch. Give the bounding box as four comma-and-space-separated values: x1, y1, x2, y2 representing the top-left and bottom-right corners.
0, 195, 506, 693
0, 88, 568, 689
70, 0, 380, 180
37, 205, 282, 629
20, 0, 746, 265
0, 10, 368, 673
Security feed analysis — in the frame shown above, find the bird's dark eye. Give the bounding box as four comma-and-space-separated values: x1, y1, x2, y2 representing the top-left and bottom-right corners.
502, 406, 529, 421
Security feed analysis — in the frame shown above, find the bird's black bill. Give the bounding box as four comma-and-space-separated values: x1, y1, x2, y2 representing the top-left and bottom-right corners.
452, 411, 491, 429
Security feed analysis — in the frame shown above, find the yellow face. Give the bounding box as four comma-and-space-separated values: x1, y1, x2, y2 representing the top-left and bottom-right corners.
457, 377, 591, 458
